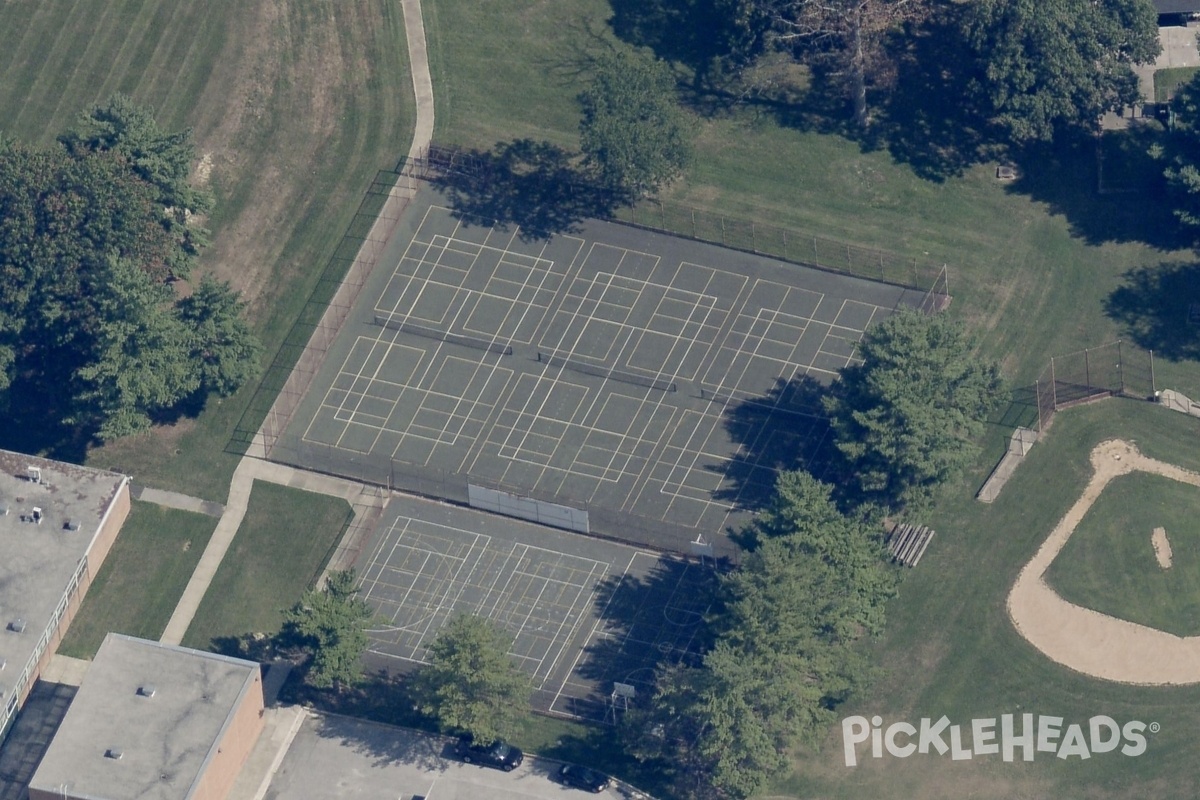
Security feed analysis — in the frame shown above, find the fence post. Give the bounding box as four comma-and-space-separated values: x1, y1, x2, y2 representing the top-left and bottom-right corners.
752, 223, 757, 253
814, 236, 819, 264
1117, 340, 1124, 394
721, 217, 726, 246
783, 230, 788, 260
1050, 357, 1058, 409
660, 200, 666, 230
1035, 379, 1043, 433
692, 210, 697, 239
1085, 347, 1091, 390
1150, 349, 1156, 395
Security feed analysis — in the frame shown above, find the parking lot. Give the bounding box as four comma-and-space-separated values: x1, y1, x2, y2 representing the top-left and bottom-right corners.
264, 713, 629, 800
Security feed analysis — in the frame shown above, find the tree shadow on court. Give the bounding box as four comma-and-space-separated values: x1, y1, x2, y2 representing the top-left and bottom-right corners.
1105, 261, 1200, 361
568, 561, 720, 722
714, 374, 834, 514
428, 139, 627, 240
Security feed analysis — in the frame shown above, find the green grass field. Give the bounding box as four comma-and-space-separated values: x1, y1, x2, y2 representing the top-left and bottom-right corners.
777, 399, 1200, 800
419, 5, 1200, 797
1046, 472, 1200, 638
58, 501, 218, 659
421, 0, 1199, 400
0, 0, 414, 502
14, 0, 1200, 796
182, 482, 353, 651
1154, 66, 1200, 103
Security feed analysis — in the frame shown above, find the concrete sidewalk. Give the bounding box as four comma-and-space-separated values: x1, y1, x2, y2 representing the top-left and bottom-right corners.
159, 458, 389, 647
131, 484, 225, 517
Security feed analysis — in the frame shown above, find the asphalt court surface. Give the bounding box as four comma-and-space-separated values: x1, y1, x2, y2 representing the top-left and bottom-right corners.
356, 495, 715, 720
280, 186, 925, 546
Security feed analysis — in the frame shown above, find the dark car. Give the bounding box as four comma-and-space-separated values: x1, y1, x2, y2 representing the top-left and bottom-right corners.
454, 736, 524, 771
558, 763, 611, 793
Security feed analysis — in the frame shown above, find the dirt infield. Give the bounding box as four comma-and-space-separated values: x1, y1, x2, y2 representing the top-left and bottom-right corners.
1008, 439, 1200, 685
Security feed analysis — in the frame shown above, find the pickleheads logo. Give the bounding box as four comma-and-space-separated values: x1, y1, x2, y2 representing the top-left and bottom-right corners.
841, 714, 1156, 767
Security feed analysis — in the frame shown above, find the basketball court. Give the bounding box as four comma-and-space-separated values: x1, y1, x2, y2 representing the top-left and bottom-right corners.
357, 495, 715, 721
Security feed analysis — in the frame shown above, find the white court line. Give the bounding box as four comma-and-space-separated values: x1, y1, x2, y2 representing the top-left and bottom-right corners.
549, 552, 641, 716
520, 558, 608, 680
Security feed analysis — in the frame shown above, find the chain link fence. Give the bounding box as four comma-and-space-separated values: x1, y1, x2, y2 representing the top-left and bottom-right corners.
1033, 341, 1157, 433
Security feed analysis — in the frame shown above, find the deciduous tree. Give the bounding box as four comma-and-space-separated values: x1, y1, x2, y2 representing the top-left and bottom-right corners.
766, 0, 930, 127
823, 310, 1003, 510
177, 276, 262, 397
579, 49, 694, 196
410, 614, 532, 745
628, 472, 896, 799
60, 93, 212, 279
960, 0, 1159, 143
282, 569, 375, 690
1160, 73, 1200, 228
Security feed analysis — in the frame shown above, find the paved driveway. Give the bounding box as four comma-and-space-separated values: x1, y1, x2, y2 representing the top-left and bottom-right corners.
1136, 26, 1200, 100
264, 713, 626, 800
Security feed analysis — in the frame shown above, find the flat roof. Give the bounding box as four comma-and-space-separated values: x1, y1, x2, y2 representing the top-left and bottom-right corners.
0, 450, 127, 700
1156, 0, 1200, 14
29, 634, 261, 800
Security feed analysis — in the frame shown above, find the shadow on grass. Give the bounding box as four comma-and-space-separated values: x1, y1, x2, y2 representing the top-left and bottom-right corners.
1003, 134, 1189, 249
1106, 261, 1200, 361
714, 375, 834, 513
607, 0, 767, 92
428, 139, 627, 240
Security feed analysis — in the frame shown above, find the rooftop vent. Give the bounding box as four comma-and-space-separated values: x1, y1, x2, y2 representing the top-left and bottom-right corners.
0, 659, 6, 670
136, 685, 157, 698
7, 620, 25, 634
104, 748, 123, 761
0, 503, 8, 516
64, 519, 80, 532
30, 508, 42, 525
25, 466, 40, 484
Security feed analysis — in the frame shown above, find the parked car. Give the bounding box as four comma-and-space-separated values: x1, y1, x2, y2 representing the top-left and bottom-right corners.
454, 736, 524, 771
558, 763, 611, 793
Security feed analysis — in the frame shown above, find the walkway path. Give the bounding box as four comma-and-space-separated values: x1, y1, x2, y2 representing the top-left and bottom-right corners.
131, 484, 225, 518
1008, 439, 1200, 685
159, 0, 437, 650
159, 458, 389, 646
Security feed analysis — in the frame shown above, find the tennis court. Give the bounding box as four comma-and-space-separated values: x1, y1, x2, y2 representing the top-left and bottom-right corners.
356, 495, 714, 721
275, 187, 926, 555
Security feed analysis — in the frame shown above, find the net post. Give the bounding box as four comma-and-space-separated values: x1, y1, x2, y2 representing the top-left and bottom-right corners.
1085, 347, 1090, 391
1151, 349, 1156, 395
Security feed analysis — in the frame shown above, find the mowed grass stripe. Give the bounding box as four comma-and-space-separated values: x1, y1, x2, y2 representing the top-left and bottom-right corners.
93, 0, 167, 103
21, 0, 134, 138
121, 0, 201, 105
115, 1, 182, 97
155, 7, 231, 131
0, 0, 88, 138
9, 0, 106, 133
0, 0, 40, 76
131, 1, 219, 111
